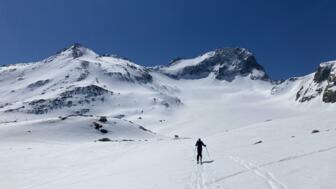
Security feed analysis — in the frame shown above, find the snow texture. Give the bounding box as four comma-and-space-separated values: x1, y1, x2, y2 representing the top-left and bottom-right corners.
0, 44, 335, 189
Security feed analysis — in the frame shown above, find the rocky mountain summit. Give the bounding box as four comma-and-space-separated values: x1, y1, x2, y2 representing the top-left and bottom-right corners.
0, 44, 179, 118
159, 48, 270, 81
296, 61, 336, 103
0, 44, 335, 121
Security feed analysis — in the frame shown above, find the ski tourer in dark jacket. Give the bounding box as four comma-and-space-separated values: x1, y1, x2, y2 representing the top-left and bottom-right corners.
195, 138, 206, 164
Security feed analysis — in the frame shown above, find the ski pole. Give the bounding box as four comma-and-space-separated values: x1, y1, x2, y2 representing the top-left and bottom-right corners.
205, 146, 211, 160
193, 146, 196, 161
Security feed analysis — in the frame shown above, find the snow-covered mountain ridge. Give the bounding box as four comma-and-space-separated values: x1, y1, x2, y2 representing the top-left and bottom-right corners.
1, 44, 336, 189
0, 44, 335, 121
272, 60, 336, 103
0, 44, 180, 119
0, 43, 335, 123
1, 43, 334, 112
159, 48, 270, 81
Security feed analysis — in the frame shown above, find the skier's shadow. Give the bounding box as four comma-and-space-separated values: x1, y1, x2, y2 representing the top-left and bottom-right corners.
202, 160, 215, 164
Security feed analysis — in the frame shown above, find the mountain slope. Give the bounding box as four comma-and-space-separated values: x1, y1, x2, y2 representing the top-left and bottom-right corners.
271, 61, 336, 103
0, 44, 336, 189
0, 44, 181, 123
159, 48, 270, 81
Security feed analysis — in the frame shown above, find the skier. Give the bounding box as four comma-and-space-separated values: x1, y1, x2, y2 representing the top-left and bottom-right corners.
195, 138, 206, 164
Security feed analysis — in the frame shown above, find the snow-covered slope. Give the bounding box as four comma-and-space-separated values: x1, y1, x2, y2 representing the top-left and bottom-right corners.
0, 44, 335, 189
0, 44, 181, 124
0, 115, 156, 143
158, 48, 269, 81
271, 60, 336, 103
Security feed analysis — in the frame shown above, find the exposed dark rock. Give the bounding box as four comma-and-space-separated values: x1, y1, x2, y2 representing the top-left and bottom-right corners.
77, 72, 89, 81
93, 122, 103, 130
296, 86, 322, 103
298, 62, 336, 103
25, 85, 112, 114
163, 48, 269, 82
76, 61, 90, 81
100, 129, 108, 134
322, 72, 336, 102
27, 79, 50, 89
161, 101, 170, 108
61, 85, 112, 98
314, 65, 332, 83
95, 139, 135, 142
75, 109, 90, 115
168, 58, 184, 65
5, 106, 25, 113
113, 114, 125, 119
80, 61, 89, 69
98, 116, 108, 123
100, 54, 132, 62
121, 139, 134, 142
66, 101, 73, 107
254, 140, 263, 145
289, 77, 299, 82
59, 116, 67, 120
104, 72, 131, 82
104, 69, 152, 84
323, 89, 336, 103
0, 120, 17, 124
134, 72, 153, 83
0, 103, 10, 109
139, 126, 151, 132
312, 129, 320, 134
69, 43, 85, 58
97, 138, 111, 142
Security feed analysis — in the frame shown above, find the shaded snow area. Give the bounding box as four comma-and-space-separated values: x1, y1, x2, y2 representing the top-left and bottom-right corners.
0, 44, 336, 189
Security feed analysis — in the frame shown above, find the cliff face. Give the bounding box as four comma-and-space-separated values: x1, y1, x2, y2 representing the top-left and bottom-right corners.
295, 61, 336, 103
159, 48, 269, 82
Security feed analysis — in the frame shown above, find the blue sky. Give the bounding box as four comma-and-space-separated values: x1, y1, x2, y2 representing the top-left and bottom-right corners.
0, 0, 335, 79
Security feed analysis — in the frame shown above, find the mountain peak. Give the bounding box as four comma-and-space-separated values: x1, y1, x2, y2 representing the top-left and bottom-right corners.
213, 47, 252, 56
168, 48, 252, 65
320, 60, 336, 68
55, 43, 98, 59
160, 47, 269, 82
71, 43, 85, 48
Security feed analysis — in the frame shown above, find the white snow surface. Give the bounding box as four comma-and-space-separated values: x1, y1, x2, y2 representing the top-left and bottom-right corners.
0, 46, 336, 189
160, 51, 216, 75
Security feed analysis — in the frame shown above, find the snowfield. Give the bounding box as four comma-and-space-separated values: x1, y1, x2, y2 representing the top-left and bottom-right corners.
0, 44, 335, 189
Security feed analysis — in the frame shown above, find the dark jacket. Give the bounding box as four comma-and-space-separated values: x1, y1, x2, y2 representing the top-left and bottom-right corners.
195, 140, 206, 153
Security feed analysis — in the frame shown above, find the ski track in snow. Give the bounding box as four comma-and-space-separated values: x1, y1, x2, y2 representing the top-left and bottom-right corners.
226, 156, 287, 189
207, 145, 336, 188
1, 45, 336, 189
182, 141, 336, 189
187, 151, 216, 189
194, 164, 205, 189
196, 155, 286, 189
189, 163, 213, 189
185, 144, 212, 189
261, 145, 336, 167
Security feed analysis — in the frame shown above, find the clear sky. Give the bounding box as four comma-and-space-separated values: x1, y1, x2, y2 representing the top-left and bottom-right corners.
0, 0, 335, 79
